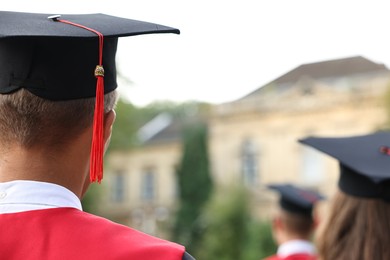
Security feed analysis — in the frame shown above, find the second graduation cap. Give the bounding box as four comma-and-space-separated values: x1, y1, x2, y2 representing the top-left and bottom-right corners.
268, 184, 324, 217
299, 131, 390, 201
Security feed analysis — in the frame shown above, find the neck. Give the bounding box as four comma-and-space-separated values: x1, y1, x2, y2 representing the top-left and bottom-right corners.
0, 140, 90, 198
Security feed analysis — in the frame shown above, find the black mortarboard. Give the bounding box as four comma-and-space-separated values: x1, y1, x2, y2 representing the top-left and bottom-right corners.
0, 11, 179, 100
268, 184, 324, 217
0, 11, 179, 183
299, 132, 390, 201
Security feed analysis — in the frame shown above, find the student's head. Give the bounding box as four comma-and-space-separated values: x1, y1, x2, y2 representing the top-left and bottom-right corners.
299, 132, 390, 260
268, 184, 324, 245
0, 11, 179, 183
273, 208, 315, 244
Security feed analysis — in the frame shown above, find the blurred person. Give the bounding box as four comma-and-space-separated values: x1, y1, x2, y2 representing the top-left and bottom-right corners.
0, 11, 194, 259
264, 184, 324, 260
299, 131, 390, 260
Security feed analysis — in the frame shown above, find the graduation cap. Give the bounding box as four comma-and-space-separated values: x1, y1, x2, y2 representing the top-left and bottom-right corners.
267, 184, 324, 217
0, 11, 179, 183
299, 132, 390, 201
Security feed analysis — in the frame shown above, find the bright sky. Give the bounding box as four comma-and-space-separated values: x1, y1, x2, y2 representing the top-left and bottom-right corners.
3, 0, 390, 106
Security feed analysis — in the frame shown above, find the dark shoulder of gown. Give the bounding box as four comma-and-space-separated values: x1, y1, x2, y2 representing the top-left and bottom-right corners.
182, 251, 195, 260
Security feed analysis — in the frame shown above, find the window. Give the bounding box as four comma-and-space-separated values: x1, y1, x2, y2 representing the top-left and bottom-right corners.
241, 138, 258, 187
111, 170, 125, 203
141, 168, 156, 201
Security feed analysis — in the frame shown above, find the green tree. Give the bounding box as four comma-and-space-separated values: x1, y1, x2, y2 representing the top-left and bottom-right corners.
196, 184, 277, 260
173, 122, 213, 254
242, 219, 277, 260
108, 98, 139, 150
196, 184, 250, 260
81, 183, 102, 214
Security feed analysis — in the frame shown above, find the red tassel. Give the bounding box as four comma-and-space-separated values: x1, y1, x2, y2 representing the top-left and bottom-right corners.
52, 17, 106, 183
90, 70, 104, 183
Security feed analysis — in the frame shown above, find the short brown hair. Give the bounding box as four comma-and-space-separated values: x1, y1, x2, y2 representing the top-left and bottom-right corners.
316, 191, 390, 260
280, 210, 314, 238
0, 89, 117, 148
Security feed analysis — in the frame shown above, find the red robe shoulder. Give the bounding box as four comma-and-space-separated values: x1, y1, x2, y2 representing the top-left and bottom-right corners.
0, 207, 185, 260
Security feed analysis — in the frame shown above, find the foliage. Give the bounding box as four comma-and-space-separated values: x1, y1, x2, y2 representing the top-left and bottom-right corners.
195, 184, 277, 260
242, 219, 277, 260
173, 122, 213, 254
108, 98, 139, 151
81, 183, 103, 214
196, 184, 249, 260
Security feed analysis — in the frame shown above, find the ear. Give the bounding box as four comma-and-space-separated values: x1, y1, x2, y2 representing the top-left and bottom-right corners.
103, 109, 116, 152
273, 215, 283, 230
312, 213, 320, 230
271, 215, 283, 245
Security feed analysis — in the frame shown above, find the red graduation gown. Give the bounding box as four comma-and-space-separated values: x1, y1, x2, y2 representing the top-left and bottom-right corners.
264, 254, 317, 260
0, 207, 185, 259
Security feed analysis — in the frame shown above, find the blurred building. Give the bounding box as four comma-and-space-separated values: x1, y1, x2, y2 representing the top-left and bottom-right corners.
210, 55, 390, 218
99, 55, 390, 234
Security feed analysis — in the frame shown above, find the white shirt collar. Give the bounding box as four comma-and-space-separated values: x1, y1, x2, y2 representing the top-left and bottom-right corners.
0, 180, 82, 213
277, 239, 316, 257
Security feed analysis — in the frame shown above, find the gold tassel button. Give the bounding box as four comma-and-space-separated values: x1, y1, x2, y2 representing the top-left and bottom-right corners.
95, 65, 105, 77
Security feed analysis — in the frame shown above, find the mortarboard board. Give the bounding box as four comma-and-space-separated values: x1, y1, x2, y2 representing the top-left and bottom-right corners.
299, 132, 390, 201
0, 11, 179, 100
0, 11, 180, 182
267, 184, 324, 217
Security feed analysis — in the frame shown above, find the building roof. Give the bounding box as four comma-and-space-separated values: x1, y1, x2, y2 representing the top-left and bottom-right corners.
142, 118, 183, 145
137, 113, 206, 145
242, 56, 389, 99
137, 113, 173, 144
